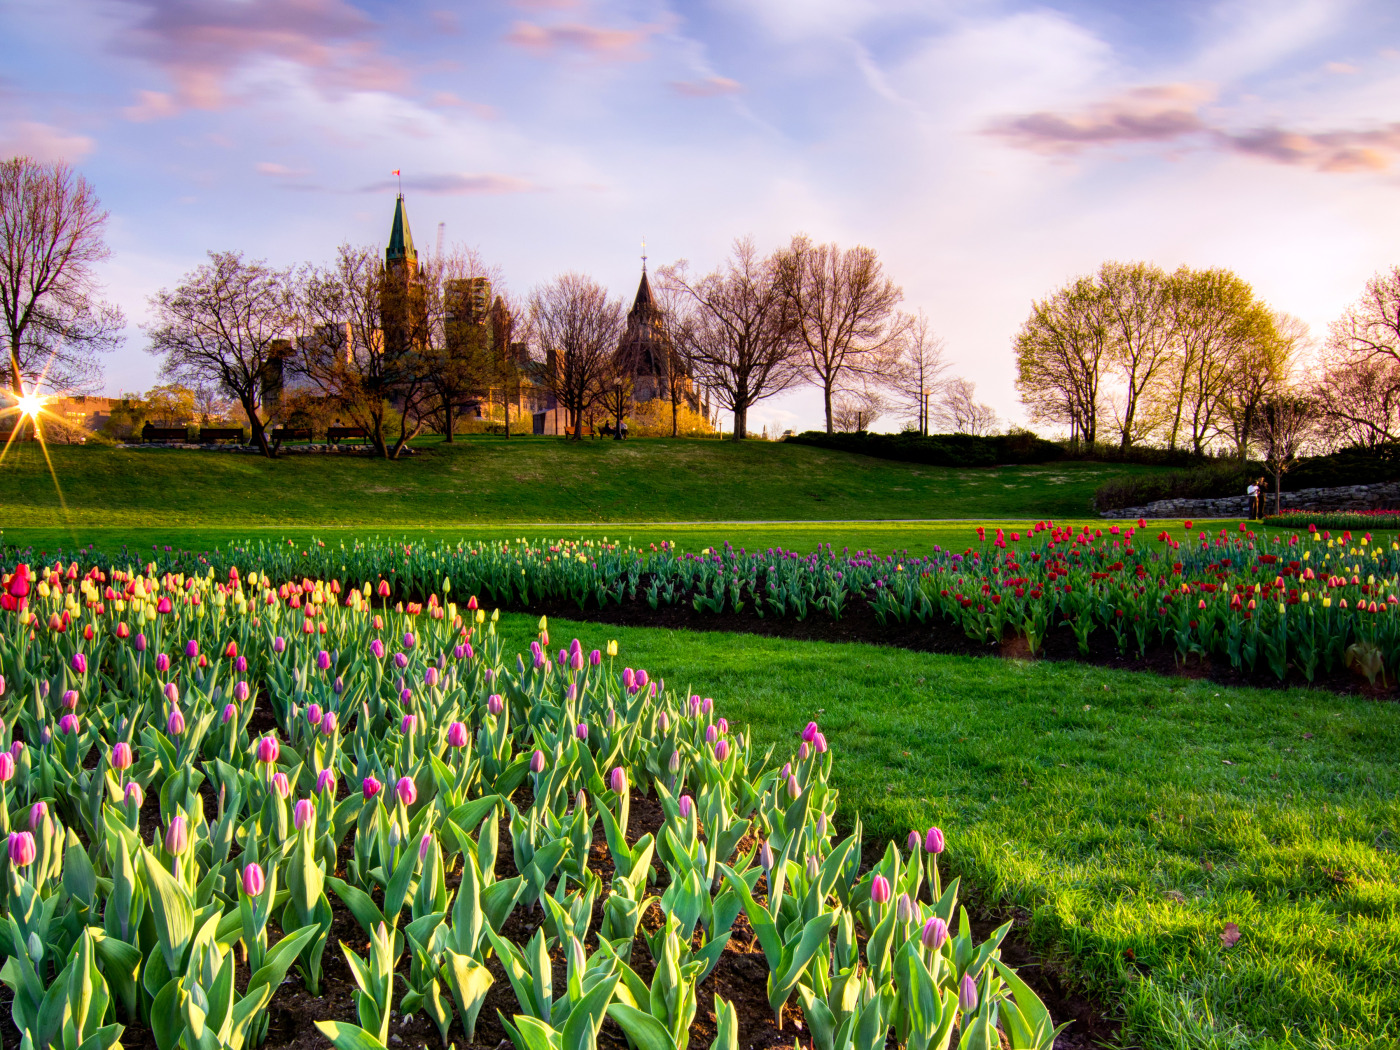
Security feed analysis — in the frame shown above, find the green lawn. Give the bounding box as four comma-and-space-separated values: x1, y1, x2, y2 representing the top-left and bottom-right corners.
493, 614, 1400, 1050
0, 436, 1159, 528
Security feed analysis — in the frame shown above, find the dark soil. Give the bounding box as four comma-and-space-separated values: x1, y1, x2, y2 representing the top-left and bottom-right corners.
507, 591, 1396, 700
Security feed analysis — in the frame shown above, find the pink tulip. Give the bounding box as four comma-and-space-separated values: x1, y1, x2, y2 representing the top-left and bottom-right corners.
922, 916, 948, 950
959, 974, 978, 1013
396, 776, 417, 806
184, 639, 199, 660
166, 815, 189, 855
362, 775, 382, 800
871, 874, 891, 905
401, 713, 416, 734
802, 721, 819, 744
242, 862, 265, 896
447, 721, 468, 748
787, 774, 800, 800
576, 723, 588, 741
0, 753, 13, 782
610, 767, 627, 793
530, 750, 545, 774
705, 725, 718, 744
403, 631, 415, 650
8, 831, 35, 867
317, 650, 331, 671
316, 769, 337, 795
272, 772, 291, 798
814, 732, 828, 754
294, 798, 315, 829
418, 832, 433, 861
370, 639, 385, 659
222, 703, 237, 723
925, 827, 945, 854
28, 802, 47, 831
487, 694, 504, 716
306, 703, 323, 726
322, 711, 338, 735
167, 708, 185, 736
112, 742, 133, 770
657, 711, 669, 733
714, 739, 729, 762
157, 596, 173, 614
678, 795, 693, 818
124, 782, 144, 808
71, 652, 87, 674
59, 714, 80, 736
424, 666, 438, 687
135, 633, 147, 652
156, 653, 170, 673
233, 680, 250, 702
62, 690, 78, 710
257, 735, 279, 764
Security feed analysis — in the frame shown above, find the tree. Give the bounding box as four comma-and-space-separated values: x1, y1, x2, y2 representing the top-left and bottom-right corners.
934, 377, 998, 435
648, 278, 701, 438
832, 387, 884, 432
880, 311, 948, 436
1216, 311, 1302, 461
1099, 261, 1173, 449
485, 293, 527, 438
1322, 267, 1400, 447
146, 251, 295, 457
527, 273, 624, 441
776, 236, 905, 433
1157, 266, 1270, 453
426, 250, 499, 442
659, 239, 802, 441
295, 243, 431, 459
0, 157, 123, 414
1014, 275, 1110, 447
1251, 391, 1318, 514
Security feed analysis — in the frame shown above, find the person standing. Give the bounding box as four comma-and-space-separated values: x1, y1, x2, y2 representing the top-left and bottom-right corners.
1257, 476, 1269, 519
1247, 478, 1260, 520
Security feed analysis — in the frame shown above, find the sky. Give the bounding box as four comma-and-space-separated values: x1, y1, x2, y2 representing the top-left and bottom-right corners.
4, 0, 1400, 435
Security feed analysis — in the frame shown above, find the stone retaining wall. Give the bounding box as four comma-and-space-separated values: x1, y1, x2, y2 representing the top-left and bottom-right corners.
1103, 480, 1400, 519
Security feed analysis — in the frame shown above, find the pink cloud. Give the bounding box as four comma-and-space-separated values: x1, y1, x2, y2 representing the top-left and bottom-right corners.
671, 76, 742, 98
361, 172, 538, 195
122, 89, 180, 122
505, 21, 658, 60
119, 0, 409, 112
256, 161, 312, 177
0, 121, 96, 162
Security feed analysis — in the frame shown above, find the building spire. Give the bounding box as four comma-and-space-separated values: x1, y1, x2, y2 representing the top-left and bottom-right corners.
386, 193, 417, 270
641, 234, 647, 273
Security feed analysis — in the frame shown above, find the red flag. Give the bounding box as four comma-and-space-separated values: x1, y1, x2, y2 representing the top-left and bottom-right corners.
391, 169, 401, 175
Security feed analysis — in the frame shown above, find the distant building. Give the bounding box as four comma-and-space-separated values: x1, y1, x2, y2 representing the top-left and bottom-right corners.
617, 265, 702, 412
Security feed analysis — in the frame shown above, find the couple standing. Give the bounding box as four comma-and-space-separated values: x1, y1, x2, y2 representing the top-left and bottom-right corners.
1247, 477, 1269, 519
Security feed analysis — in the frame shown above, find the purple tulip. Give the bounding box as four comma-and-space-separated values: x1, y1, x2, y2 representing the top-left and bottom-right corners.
273, 636, 285, 654
71, 652, 87, 675
802, 721, 819, 744
317, 650, 331, 671
530, 750, 546, 774
871, 874, 891, 905
403, 631, 416, 650
959, 974, 978, 1014
156, 653, 170, 673
610, 767, 626, 793
896, 893, 914, 923
908, 830, 921, 853
62, 689, 79, 710
222, 703, 237, 723
124, 782, 144, 808
185, 639, 199, 660
623, 668, 636, 690
306, 703, 323, 726
576, 723, 588, 742
242, 862, 265, 896
294, 798, 315, 830
60, 713, 80, 736
235, 655, 248, 673
396, 776, 417, 806
589, 649, 601, 666
0, 753, 13, 782
658, 711, 670, 733
370, 638, 385, 659
447, 721, 468, 748
487, 694, 503, 716
9, 741, 21, 761
636, 670, 649, 688
233, 681, 250, 702
333, 676, 344, 694
401, 713, 416, 734
8, 831, 35, 867
424, 666, 438, 687
112, 742, 133, 770
679, 794, 694, 818
705, 725, 718, 744
322, 712, 338, 735
714, 739, 729, 762
135, 632, 147, 652
689, 696, 701, 717
272, 772, 291, 798
668, 750, 681, 773
316, 768, 337, 795
922, 916, 948, 950
29, 802, 47, 831
166, 815, 189, 855
814, 733, 828, 754
759, 839, 773, 871
257, 735, 279, 765
925, 827, 945, 854
418, 832, 433, 861
40, 726, 52, 745
363, 775, 382, 800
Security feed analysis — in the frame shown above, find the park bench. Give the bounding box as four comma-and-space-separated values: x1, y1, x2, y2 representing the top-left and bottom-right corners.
270, 427, 313, 451
327, 426, 368, 444
142, 425, 189, 442
198, 427, 244, 443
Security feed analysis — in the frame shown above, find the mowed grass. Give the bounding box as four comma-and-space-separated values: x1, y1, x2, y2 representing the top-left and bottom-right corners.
0, 436, 1159, 527
490, 614, 1400, 1050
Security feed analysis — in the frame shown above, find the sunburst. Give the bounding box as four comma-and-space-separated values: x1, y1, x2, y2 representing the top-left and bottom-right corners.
1, 359, 74, 529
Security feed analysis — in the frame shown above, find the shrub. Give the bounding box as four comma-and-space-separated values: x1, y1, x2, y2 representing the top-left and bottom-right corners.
784, 429, 1064, 466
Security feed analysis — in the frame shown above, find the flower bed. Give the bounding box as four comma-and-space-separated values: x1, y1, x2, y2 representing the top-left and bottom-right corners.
11, 517, 1400, 686
1265, 509, 1400, 531
0, 568, 1061, 1050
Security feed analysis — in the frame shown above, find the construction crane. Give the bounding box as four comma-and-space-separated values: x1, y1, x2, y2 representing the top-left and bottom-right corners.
436, 222, 446, 264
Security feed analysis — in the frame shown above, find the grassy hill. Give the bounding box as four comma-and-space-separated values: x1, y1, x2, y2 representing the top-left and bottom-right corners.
0, 435, 1160, 529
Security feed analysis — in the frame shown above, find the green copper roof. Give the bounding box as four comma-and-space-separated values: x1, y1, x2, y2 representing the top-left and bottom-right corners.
386, 195, 416, 266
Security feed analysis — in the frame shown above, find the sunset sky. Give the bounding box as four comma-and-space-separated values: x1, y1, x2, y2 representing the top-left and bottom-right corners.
5, 0, 1400, 433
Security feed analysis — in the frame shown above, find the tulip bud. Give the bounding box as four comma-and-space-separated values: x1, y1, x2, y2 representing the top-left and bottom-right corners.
242, 862, 265, 896
71, 652, 87, 674
135, 632, 147, 652
806, 854, 819, 880
870, 873, 891, 904
112, 742, 133, 770
273, 636, 285, 654
896, 892, 914, 923
59, 713, 80, 736
921, 916, 948, 950
446, 721, 468, 748
306, 703, 323, 726
959, 973, 978, 1014
396, 776, 417, 806
680, 794, 694, 819
787, 774, 801, 800
610, 767, 627, 793
925, 827, 945, 854
907, 830, 921, 853
658, 711, 669, 733
669, 750, 681, 773
294, 798, 315, 829
28, 802, 47, 831
714, 739, 729, 762
222, 703, 237, 723
575, 789, 588, 811
817, 813, 828, 838
487, 694, 504, 716
233, 680, 250, 702
814, 732, 828, 754
576, 722, 589, 741
272, 772, 291, 798
322, 711, 338, 735
705, 724, 718, 744
257, 735, 279, 764
185, 639, 199, 660
590, 649, 601, 666
759, 839, 773, 871
236, 655, 248, 673
401, 713, 416, 734
363, 775, 382, 800
701, 698, 713, 715
156, 653, 170, 673
62, 689, 79, 710
8, 831, 35, 867
418, 832, 433, 861
0, 753, 13, 782
403, 631, 415, 650
370, 638, 385, 659
802, 721, 819, 744
316, 768, 336, 795
798, 742, 809, 761
40, 726, 52, 745
164, 682, 179, 706
165, 815, 189, 855
530, 750, 546, 774
317, 649, 331, 671
124, 781, 144, 808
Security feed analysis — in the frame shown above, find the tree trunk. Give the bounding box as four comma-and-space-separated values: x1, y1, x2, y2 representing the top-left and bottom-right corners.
824, 381, 834, 434
443, 399, 456, 443
732, 402, 746, 441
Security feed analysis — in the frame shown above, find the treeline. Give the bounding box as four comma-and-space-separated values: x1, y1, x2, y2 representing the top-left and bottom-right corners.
783, 429, 1063, 467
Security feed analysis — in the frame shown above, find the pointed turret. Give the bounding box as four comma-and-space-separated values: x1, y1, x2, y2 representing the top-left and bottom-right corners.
632, 269, 655, 312
386, 195, 417, 271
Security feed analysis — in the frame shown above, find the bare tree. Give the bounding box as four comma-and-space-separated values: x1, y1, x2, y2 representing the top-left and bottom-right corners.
776, 235, 905, 433
1100, 261, 1173, 449
1330, 266, 1400, 368
1251, 391, 1319, 515
659, 238, 802, 441
527, 273, 624, 441
0, 157, 123, 409
1217, 311, 1304, 461
486, 293, 528, 438
1014, 275, 1110, 447
649, 278, 701, 438
832, 387, 884, 432
1316, 352, 1400, 448
147, 251, 296, 457
425, 249, 501, 442
881, 310, 948, 436
934, 377, 998, 435
295, 244, 431, 459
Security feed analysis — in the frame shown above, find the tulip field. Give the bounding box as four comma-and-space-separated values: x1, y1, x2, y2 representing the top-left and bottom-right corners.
0, 560, 1067, 1050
